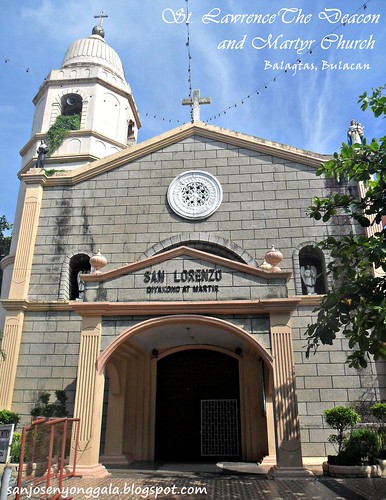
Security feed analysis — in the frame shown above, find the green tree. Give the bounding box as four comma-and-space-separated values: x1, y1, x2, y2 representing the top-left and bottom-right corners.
0, 215, 12, 360
305, 85, 386, 369
324, 406, 361, 455
0, 215, 12, 261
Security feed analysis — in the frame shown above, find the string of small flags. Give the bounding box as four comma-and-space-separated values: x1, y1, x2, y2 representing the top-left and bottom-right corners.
206, 0, 372, 123
143, 113, 186, 125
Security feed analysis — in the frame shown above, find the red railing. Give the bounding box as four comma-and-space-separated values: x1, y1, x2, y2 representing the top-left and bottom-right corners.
15, 417, 80, 500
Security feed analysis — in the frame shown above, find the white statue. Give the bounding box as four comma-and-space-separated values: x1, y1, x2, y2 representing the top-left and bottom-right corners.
347, 120, 364, 146
76, 270, 88, 300
300, 265, 317, 295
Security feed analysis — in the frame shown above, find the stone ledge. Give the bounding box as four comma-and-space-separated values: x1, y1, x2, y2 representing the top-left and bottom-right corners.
267, 465, 315, 480
323, 460, 386, 478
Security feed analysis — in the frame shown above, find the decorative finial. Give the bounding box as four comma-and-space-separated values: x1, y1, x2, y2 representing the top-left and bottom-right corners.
264, 245, 283, 273
92, 10, 108, 38
89, 249, 107, 274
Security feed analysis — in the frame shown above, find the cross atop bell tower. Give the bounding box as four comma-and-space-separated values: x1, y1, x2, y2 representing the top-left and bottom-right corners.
182, 89, 211, 122
94, 10, 108, 27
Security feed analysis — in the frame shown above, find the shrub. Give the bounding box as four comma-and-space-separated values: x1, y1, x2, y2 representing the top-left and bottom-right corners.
10, 432, 21, 463
371, 402, 386, 453
323, 406, 361, 455
371, 402, 386, 422
0, 409, 20, 428
46, 114, 80, 155
343, 429, 381, 465
31, 390, 68, 418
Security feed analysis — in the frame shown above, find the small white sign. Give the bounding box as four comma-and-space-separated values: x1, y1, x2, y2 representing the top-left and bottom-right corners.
0, 424, 14, 463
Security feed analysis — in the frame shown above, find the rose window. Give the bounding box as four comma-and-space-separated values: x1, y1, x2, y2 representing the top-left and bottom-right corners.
167, 171, 223, 220
181, 182, 210, 207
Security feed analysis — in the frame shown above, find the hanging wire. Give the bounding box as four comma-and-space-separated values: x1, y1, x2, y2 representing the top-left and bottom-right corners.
185, 0, 194, 122
206, 0, 373, 123
2, 0, 373, 128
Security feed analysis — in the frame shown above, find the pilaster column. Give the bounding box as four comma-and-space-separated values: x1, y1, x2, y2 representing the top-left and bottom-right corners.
0, 311, 25, 408
72, 316, 108, 478
0, 184, 43, 409
9, 185, 43, 299
100, 359, 128, 465
269, 312, 313, 478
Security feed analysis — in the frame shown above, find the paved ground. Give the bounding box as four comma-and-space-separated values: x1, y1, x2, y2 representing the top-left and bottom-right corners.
7, 463, 385, 500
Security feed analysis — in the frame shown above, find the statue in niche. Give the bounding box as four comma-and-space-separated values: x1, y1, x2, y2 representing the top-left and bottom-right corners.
35, 139, 49, 168
127, 119, 135, 138
347, 120, 364, 146
76, 270, 88, 301
300, 264, 317, 295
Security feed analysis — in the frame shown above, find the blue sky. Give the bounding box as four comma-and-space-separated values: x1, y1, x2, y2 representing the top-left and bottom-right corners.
1, 0, 385, 225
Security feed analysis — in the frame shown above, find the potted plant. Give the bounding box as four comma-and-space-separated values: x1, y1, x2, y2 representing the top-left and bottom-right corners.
322, 405, 384, 477
323, 405, 361, 464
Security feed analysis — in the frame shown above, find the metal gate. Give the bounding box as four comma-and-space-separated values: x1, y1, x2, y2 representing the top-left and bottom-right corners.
201, 399, 239, 456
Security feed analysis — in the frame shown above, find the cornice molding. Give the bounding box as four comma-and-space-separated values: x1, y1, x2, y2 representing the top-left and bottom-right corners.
291, 294, 323, 306
72, 298, 301, 317
0, 296, 318, 314
18, 122, 330, 187
1, 299, 72, 312
19, 130, 127, 158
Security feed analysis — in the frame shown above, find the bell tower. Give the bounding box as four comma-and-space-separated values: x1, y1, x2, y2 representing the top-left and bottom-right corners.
19, 17, 140, 172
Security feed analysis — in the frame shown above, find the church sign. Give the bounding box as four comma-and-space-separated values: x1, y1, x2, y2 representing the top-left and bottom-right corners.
82, 249, 290, 303
144, 268, 223, 295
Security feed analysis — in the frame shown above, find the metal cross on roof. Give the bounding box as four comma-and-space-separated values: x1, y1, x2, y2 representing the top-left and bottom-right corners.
182, 89, 211, 122
94, 10, 108, 26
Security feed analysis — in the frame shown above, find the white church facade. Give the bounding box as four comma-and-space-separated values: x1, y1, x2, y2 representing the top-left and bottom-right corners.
0, 23, 384, 477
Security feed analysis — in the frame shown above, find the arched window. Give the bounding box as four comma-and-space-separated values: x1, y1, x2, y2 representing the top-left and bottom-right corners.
69, 254, 91, 300
299, 245, 327, 295
141, 234, 257, 267
156, 240, 246, 264
61, 93, 82, 117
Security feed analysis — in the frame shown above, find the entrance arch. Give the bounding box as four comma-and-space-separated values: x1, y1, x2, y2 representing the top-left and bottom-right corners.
155, 348, 241, 461
98, 315, 274, 465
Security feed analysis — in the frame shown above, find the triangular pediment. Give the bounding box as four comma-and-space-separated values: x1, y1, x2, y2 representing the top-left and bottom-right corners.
21, 122, 329, 186
81, 246, 290, 303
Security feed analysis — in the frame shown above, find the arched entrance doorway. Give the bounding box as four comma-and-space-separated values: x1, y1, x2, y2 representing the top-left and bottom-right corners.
155, 349, 241, 461
97, 315, 274, 465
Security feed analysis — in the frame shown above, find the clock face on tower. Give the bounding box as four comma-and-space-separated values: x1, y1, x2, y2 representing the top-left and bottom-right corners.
167, 171, 223, 220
